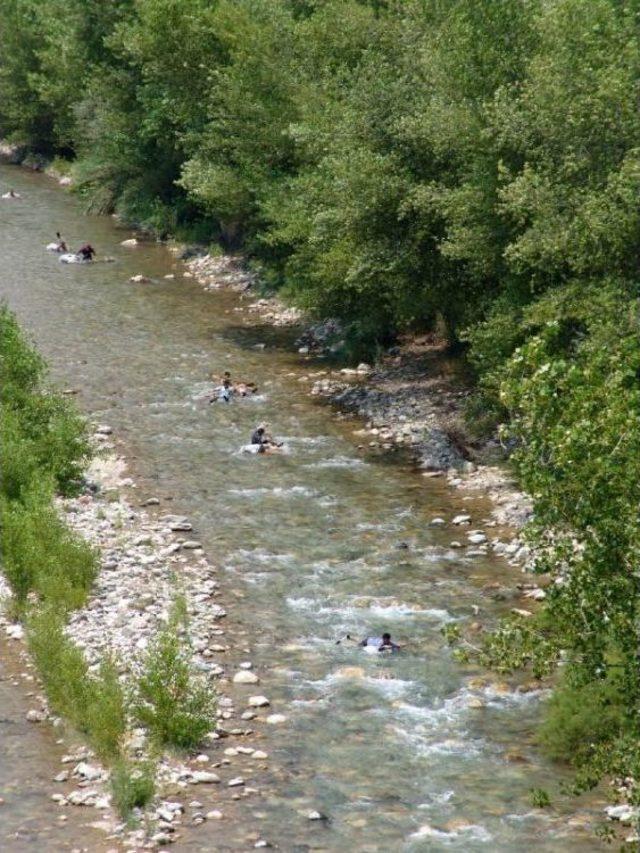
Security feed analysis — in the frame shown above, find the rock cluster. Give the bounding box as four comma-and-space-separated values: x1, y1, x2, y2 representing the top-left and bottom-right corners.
186, 254, 257, 293
0, 425, 282, 848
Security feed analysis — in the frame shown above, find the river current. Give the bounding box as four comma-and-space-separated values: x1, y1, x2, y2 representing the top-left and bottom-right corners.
0, 165, 606, 851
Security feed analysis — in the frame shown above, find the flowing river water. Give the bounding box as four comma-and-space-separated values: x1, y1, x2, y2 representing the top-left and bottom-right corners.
0, 165, 607, 851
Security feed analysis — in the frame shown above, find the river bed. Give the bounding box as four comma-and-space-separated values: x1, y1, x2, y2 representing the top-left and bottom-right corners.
0, 165, 607, 851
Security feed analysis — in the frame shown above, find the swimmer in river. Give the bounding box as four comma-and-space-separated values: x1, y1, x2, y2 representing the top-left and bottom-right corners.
55, 231, 67, 252
2, 189, 21, 199
249, 423, 283, 453
77, 243, 96, 261
210, 377, 233, 403
338, 633, 401, 652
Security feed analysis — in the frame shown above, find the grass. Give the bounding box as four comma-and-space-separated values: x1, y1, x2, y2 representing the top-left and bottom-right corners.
110, 760, 156, 819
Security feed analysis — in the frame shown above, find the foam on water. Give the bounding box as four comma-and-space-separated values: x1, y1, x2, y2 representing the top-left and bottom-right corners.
228, 485, 320, 499
305, 455, 368, 469
286, 595, 454, 625
408, 822, 493, 844
302, 667, 416, 700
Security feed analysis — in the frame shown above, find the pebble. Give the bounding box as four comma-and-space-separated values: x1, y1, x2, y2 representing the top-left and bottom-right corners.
206, 810, 223, 820
248, 695, 270, 708
266, 714, 287, 725
228, 777, 245, 787
74, 762, 103, 781
430, 518, 446, 526
233, 670, 259, 685
467, 533, 487, 544
189, 771, 220, 784
452, 514, 471, 525
26, 709, 46, 722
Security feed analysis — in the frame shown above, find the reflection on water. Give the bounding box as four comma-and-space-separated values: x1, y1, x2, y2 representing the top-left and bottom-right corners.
0, 165, 606, 851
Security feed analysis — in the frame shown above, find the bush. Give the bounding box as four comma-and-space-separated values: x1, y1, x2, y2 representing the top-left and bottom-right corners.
110, 760, 155, 819
0, 306, 91, 497
84, 658, 128, 761
1, 487, 98, 612
529, 788, 551, 808
134, 621, 216, 750
539, 674, 627, 765
28, 609, 126, 759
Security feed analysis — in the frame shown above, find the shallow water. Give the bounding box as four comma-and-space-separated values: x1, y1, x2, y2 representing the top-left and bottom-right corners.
0, 165, 607, 851
0, 639, 111, 851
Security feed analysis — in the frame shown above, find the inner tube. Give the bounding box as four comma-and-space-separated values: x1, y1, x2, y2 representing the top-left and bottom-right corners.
59, 253, 91, 264
46, 242, 64, 252
240, 443, 285, 455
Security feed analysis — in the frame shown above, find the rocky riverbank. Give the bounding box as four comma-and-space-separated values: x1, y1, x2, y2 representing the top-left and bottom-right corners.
185, 253, 534, 561
0, 425, 282, 850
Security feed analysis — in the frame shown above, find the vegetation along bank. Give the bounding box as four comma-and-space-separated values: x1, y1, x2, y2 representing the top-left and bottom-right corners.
0, 306, 279, 847
1, 0, 639, 829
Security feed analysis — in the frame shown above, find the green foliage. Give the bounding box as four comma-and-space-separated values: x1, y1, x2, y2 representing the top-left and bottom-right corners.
0, 305, 91, 496
529, 788, 551, 809
3, 0, 640, 801
134, 615, 216, 750
539, 673, 627, 765
27, 609, 127, 760
110, 760, 156, 819
0, 485, 97, 612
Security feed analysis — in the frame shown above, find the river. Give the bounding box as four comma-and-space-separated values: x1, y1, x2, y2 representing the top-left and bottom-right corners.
0, 164, 606, 851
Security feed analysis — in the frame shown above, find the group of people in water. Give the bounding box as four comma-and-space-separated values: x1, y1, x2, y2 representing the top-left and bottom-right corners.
210, 371, 259, 403
208, 369, 401, 652
47, 231, 96, 261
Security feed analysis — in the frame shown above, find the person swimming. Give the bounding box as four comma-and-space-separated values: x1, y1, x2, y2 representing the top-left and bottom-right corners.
248, 423, 283, 453
55, 232, 67, 252
361, 633, 400, 652
77, 243, 96, 261
251, 423, 272, 445
338, 633, 401, 652
210, 377, 233, 403
2, 189, 20, 199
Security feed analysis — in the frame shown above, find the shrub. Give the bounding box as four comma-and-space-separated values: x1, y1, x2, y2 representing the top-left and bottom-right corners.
1, 487, 98, 612
28, 608, 91, 724
539, 674, 627, 765
110, 760, 155, 819
0, 306, 91, 498
84, 658, 128, 761
530, 788, 551, 808
134, 621, 216, 750
27, 609, 126, 759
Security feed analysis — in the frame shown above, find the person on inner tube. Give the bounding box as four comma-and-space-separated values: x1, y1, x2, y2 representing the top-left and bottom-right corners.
250, 422, 282, 453
359, 633, 401, 653
216, 378, 233, 402
77, 243, 96, 261
251, 424, 269, 447
55, 232, 68, 252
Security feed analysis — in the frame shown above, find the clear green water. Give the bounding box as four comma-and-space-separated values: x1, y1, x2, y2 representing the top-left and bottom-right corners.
0, 165, 606, 851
